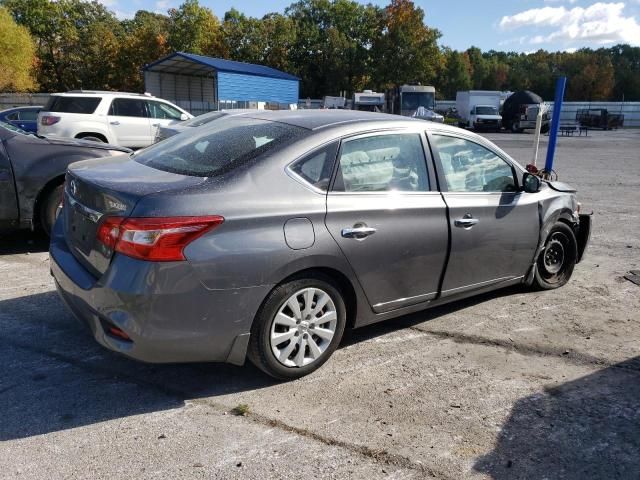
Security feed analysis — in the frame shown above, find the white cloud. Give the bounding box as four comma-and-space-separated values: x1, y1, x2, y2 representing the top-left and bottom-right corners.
499, 2, 640, 46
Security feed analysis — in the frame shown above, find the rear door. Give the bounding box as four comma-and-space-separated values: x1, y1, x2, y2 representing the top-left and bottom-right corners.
107, 98, 152, 148
147, 101, 185, 142
428, 132, 539, 297
325, 131, 449, 313
15, 108, 40, 133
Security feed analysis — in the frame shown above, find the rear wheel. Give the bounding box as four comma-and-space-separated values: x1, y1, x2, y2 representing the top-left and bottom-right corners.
533, 222, 577, 290
248, 276, 346, 380
77, 133, 107, 143
40, 184, 64, 235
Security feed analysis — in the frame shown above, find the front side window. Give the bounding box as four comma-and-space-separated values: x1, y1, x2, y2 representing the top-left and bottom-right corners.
333, 134, 429, 192
133, 117, 305, 177
109, 99, 148, 118
431, 135, 517, 193
148, 101, 183, 120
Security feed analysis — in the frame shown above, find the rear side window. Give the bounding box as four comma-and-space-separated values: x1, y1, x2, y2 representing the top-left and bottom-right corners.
19, 110, 39, 121
44, 96, 101, 114
133, 117, 306, 177
333, 134, 429, 192
290, 143, 338, 191
109, 99, 148, 118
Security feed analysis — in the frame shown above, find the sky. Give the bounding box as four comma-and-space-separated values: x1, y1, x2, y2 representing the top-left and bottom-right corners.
114, 0, 640, 53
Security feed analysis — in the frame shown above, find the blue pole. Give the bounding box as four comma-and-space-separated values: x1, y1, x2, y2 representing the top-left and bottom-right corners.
544, 76, 567, 173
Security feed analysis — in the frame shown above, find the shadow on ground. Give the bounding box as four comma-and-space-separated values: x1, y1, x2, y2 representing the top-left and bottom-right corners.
0, 230, 49, 255
474, 356, 640, 479
0, 283, 530, 442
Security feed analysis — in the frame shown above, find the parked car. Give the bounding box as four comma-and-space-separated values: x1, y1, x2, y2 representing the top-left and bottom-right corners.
50, 110, 591, 380
0, 106, 42, 134
37, 91, 193, 149
412, 106, 445, 123
0, 120, 130, 234
154, 109, 258, 143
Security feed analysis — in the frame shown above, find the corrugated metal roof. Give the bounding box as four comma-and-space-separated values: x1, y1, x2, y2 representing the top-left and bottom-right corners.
144, 52, 300, 81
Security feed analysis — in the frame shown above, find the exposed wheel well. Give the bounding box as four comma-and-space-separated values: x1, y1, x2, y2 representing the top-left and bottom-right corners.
76, 132, 108, 143
33, 176, 65, 229
274, 267, 359, 330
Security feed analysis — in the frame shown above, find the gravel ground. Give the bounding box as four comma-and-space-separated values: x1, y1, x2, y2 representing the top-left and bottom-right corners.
1, 129, 639, 479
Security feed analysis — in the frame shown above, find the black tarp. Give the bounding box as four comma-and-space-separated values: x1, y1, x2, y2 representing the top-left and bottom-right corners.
502, 90, 543, 123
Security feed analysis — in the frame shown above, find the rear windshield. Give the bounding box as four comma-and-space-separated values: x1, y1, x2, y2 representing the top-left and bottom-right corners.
133, 117, 306, 177
44, 96, 101, 114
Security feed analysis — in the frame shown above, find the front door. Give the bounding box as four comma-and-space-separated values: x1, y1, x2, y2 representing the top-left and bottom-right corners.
325, 131, 449, 313
147, 100, 185, 142
107, 98, 152, 148
428, 133, 539, 297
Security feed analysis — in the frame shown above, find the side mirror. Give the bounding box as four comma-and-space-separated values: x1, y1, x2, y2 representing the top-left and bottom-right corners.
522, 172, 541, 193
180, 113, 189, 121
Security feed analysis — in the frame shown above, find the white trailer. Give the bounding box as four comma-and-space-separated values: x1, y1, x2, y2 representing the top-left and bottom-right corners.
456, 90, 503, 131
352, 90, 385, 112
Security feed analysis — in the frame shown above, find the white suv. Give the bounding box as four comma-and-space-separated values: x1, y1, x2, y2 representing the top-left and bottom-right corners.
37, 91, 193, 148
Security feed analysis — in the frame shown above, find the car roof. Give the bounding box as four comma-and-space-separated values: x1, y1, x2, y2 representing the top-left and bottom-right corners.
51, 91, 157, 99
239, 109, 464, 134
0, 106, 42, 113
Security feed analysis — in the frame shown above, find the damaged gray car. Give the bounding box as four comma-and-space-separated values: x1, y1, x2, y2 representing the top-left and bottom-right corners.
50, 110, 591, 380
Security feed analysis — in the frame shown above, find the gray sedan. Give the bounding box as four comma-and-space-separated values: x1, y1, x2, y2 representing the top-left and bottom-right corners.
50, 111, 590, 379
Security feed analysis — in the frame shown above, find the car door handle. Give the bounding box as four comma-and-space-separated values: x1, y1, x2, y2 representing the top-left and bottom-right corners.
110, 121, 120, 125
454, 216, 479, 228
341, 226, 377, 239
152, 123, 160, 127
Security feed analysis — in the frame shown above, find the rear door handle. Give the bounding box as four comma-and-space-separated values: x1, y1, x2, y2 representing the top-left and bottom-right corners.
454, 216, 479, 228
152, 123, 160, 127
110, 121, 120, 125
341, 226, 377, 239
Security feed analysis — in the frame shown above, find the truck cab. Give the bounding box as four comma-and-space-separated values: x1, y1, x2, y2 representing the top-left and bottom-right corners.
470, 105, 502, 131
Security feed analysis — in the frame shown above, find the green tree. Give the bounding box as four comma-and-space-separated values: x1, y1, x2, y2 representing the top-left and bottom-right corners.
373, 0, 441, 89
3, 0, 123, 91
0, 6, 35, 91
118, 11, 171, 91
439, 49, 471, 98
167, 0, 224, 56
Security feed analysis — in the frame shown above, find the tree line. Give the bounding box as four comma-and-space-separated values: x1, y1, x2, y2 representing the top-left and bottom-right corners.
0, 0, 639, 101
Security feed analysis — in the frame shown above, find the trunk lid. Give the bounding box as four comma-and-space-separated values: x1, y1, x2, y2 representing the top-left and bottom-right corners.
63, 155, 207, 277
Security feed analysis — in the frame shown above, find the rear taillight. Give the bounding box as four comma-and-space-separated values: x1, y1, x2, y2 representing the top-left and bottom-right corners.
41, 115, 61, 126
97, 216, 224, 262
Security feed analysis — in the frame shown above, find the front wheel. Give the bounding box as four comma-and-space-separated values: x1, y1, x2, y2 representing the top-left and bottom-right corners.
248, 276, 347, 380
533, 222, 577, 290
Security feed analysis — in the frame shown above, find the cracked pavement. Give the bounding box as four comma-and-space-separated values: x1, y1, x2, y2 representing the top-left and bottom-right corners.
1, 129, 639, 479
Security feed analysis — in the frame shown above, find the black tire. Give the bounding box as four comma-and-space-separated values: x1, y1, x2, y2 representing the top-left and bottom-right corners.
40, 184, 64, 235
533, 222, 577, 290
248, 275, 347, 380
77, 134, 106, 143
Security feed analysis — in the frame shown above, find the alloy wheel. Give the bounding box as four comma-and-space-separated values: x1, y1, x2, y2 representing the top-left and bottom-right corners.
270, 288, 337, 368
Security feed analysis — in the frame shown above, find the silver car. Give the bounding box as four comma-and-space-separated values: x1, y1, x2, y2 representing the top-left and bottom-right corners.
50, 110, 591, 379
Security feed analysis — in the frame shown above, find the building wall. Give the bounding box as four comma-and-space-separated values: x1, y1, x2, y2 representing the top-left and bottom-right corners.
144, 71, 216, 115
217, 72, 299, 105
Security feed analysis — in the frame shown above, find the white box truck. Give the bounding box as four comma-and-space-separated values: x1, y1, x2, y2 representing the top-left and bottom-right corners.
456, 91, 503, 131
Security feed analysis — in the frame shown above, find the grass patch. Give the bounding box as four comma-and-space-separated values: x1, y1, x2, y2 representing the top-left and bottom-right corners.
230, 404, 250, 416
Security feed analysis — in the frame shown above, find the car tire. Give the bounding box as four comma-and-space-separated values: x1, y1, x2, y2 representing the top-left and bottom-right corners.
248, 275, 347, 380
533, 222, 577, 290
78, 135, 106, 143
40, 184, 64, 235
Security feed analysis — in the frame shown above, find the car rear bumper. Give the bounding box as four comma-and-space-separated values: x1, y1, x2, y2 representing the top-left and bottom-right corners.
49, 218, 271, 365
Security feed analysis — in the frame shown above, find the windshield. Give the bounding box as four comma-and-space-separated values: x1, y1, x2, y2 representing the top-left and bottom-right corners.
401, 92, 435, 111
0, 120, 30, 135
476, 106, 498, 115
133, 117, 306, 177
